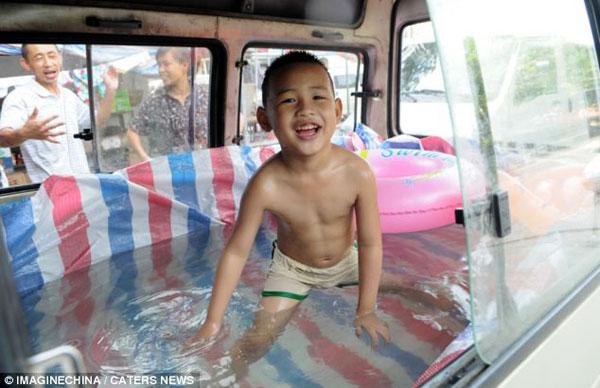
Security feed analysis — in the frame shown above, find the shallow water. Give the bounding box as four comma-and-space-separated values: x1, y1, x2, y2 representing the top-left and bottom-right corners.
21, 224, 468, 386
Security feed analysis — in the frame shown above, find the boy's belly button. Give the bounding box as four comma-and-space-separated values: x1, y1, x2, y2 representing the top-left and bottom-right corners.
314, 256, 338, 267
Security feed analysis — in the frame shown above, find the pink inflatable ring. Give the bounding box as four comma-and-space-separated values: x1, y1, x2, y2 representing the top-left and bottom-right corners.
359, 148, 463, 233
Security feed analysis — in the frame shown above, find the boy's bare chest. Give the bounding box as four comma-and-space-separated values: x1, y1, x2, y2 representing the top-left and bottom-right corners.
270, 177, 356, 227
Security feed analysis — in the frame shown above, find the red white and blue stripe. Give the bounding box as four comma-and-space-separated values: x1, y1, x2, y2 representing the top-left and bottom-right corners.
0, 144, 468, 386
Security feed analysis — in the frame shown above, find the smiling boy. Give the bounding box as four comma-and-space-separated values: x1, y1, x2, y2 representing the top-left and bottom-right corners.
190, 52, 389, 370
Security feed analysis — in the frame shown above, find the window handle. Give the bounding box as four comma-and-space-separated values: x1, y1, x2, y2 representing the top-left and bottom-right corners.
492, 190, 511, 238
455, 191, 512, 238
455, 208, 464, 225
74, 128, 93, 141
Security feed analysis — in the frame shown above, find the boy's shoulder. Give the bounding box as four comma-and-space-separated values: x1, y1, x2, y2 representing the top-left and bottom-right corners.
332, 145, 373, 174
242, 152, 285, 208
248, 151, 283, 184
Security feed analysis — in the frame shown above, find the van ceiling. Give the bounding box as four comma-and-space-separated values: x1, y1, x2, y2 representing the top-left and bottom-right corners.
16, 0, 366, 27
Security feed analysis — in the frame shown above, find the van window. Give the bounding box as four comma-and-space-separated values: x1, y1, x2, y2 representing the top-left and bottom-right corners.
399, 21, 516, 139
92, 45, 211, 170
399, 22, 449, 137
240, 47, 363, 146
427, 0, 600, 363
0, 43, 213, 187
513, 45, 557, 105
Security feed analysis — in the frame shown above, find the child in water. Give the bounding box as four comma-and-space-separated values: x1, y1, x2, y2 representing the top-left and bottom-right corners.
189, 51, 460, 378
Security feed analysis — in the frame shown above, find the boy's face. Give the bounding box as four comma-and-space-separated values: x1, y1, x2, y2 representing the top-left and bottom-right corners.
257, 62, 342, 157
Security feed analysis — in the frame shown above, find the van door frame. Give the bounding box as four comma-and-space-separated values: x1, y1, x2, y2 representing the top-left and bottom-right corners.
389, 0, 429, 137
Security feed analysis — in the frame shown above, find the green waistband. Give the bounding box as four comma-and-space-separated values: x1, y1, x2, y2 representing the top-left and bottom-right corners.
261, 291, 308, 301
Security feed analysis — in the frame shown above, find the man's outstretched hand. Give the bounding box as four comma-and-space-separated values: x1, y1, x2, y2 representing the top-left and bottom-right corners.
22, 107, 65, 144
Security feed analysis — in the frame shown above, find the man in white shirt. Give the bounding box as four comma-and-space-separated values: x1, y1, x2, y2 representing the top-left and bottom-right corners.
0, 44, 118, 183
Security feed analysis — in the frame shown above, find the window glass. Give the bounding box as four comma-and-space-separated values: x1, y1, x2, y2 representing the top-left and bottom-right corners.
399, 22, 451, 137
0, 43, 212, 188
92, 45, 211, 169
564, 42, 600, 137
240, 48, 363, 147
0, 44, 89, 186
513, 45, 557, 105
427, 0, 600, 363
399, 21, 516, 138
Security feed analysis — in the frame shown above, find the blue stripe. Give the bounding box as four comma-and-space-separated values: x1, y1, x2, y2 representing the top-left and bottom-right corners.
98, 175, 137, 305
0, 198, 44, 349
169, 153, 200, 208
184, 210, 213, 285
227, 282, 319, 386
167, 152, 215, 282
265, 344, 321, 387
98, 175, 156, 365
254, 225, 274, 260
99, 175, 136, 260
166, 153, 213, 372
240, 145, 259, 177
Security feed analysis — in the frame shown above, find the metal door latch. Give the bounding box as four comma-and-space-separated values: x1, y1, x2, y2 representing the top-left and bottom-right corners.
74, 128, 93, 141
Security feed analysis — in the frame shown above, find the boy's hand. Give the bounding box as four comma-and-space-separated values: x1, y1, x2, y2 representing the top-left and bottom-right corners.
354, 311, 390, 348
184, 320, 221, 352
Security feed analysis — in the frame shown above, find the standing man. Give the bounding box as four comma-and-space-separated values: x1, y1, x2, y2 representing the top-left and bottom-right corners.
127, 47, 209, 161
0, 44, 118, 183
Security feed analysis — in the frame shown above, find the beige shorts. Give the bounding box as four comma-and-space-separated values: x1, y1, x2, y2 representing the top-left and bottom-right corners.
262, 242, 359, 301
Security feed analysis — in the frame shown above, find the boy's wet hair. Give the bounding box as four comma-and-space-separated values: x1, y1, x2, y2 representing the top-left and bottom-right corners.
261, 51, 335, 106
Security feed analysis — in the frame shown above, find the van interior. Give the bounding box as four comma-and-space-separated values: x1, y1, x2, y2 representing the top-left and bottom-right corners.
1, 0, 600, 387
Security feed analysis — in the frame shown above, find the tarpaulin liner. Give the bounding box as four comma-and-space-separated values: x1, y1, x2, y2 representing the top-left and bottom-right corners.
0, 146, 278, 291
0, 144, 469, 385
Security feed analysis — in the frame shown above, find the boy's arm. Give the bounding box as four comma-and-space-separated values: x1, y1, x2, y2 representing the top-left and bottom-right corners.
354, 163, 390, 346
198, 176, 268, 336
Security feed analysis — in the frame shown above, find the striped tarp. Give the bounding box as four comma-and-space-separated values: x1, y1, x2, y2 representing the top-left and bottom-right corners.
0, 145, 469, 386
